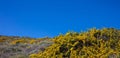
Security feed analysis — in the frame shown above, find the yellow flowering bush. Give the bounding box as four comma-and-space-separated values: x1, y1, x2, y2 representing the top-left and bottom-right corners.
30, 28, 120, 58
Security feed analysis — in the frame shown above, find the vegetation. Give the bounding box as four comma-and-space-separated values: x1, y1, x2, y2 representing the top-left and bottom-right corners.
0, 36, 53, 58
0, 28, 120, 58
29, 28, 120, 58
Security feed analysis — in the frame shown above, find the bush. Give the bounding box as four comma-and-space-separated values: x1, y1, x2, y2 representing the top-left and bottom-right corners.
30, 28, 120, 58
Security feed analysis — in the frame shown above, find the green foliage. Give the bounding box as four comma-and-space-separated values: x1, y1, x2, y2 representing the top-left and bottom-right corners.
30, 28, 120, 58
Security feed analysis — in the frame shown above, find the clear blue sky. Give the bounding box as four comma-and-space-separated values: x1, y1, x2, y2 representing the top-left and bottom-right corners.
0, 0, 120, 38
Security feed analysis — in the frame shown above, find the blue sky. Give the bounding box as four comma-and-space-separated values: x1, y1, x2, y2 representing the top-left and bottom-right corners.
0, 0, 120, 38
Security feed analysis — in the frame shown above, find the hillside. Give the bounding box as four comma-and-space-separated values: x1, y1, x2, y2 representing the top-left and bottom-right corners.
0, 36, 53, 58
0, 28, 120, 58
